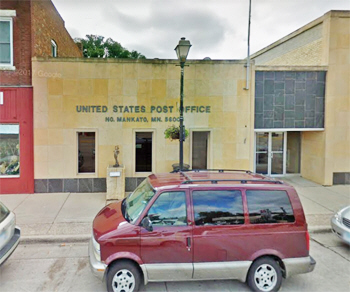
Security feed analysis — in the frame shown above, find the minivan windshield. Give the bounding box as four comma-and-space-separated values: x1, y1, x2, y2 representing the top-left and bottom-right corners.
124, 179, 155, 224
0, 202, 10, 223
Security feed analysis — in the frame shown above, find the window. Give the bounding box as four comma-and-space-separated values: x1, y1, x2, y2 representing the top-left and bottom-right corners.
51, 40, 57, 57
0, 18, 13, 66
0, 124, 20, 177
192, 190, 244, 226
125, 179, 156, 224
192, 131, 209, 169
78, 132, 95, 173
246, 190, 295, 224
135, 132, 152, 172
148, 192, 187, 226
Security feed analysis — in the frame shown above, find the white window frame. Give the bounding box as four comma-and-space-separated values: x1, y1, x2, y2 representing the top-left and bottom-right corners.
133, 129, 156, 177
0, 124, 20, 178
76, 130, 98, 177
0, 16, 15, 70
51, 40, 57, 57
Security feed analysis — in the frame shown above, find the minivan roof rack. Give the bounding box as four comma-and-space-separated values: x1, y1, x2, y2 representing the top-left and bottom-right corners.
180, 179, 283, 185
180, 171, 192, 182
172, 169, 252, 173
192, 169, 252, 173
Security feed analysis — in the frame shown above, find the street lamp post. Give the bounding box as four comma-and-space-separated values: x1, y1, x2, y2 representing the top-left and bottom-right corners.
175, 37, 192, 171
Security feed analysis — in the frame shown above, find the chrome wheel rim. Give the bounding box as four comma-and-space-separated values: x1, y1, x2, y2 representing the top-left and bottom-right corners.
112, 269, 135, 292
254, 264, 277, 292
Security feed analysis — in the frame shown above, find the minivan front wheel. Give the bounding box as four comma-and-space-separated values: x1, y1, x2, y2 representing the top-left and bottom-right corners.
247, 257, 282, 292
107, 261, 141, 292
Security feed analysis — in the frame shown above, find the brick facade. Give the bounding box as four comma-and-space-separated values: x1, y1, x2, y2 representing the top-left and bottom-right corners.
31, 0, 82, 58
0, 0, 82, 86
0, 0, 32, 86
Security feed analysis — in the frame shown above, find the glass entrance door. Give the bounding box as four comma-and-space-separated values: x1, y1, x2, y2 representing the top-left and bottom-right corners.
271, 132, 284, 175
256, 132, 269, 174
255, 132, 286, 176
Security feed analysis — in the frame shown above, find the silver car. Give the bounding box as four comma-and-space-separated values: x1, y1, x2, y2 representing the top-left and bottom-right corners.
331, 205, 350, 244
0, 201, 21, 266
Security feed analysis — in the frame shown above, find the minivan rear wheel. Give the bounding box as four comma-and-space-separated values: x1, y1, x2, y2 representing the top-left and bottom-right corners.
106, 261, 141, 292
247, 257, 282, 292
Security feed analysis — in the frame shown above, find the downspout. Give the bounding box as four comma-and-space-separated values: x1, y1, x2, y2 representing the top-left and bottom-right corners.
245, 0, 252, 90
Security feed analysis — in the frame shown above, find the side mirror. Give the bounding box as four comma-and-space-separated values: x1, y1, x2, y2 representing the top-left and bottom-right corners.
141, 216, 153, 232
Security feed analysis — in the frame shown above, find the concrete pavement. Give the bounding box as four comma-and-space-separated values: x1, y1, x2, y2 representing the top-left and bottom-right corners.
282, 176, 350, 231
0, 176, 349, 244
1, 234, 349, 292
0, 192, 106, 243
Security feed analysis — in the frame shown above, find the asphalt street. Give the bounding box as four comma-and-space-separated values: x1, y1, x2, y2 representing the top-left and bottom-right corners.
0, 232, 349, 292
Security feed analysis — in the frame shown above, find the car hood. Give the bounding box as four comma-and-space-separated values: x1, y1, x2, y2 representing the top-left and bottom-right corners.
92, 200, 127, 240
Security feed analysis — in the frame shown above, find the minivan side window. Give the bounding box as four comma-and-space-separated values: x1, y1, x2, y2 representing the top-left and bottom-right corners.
192, 190, 244, 226
148, 192, 187, 226
246, 190, 295, 224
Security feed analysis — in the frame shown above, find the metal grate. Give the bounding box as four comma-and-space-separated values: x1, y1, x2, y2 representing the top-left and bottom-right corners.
343, 217, 350, 229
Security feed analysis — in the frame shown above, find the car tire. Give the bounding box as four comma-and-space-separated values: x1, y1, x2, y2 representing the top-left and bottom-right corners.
106, 261, 141, 292
247, 257, 282, 292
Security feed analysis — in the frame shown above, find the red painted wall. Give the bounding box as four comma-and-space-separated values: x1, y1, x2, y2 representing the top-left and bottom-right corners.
0, 87, 34, 194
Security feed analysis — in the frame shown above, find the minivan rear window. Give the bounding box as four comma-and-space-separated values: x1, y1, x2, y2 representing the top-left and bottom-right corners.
246, 190, 295, 224
192, 190, 244, 226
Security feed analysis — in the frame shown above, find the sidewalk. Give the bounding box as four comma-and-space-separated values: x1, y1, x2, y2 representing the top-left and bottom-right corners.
0, 176, 349, 244
281, 176, 350, 231
0, 192, 106, 244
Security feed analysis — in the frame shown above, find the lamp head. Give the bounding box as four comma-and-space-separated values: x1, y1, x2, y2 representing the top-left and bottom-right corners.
175, 37, 192, 63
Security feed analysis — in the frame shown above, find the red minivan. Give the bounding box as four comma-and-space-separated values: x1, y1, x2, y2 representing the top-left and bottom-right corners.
89, 170, 315, 292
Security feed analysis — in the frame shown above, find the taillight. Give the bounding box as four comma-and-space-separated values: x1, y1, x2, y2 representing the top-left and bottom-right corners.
306, 231, 310, 252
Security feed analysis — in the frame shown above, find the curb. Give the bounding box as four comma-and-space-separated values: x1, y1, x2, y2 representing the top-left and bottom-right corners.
308, 226, 332, 234
20, 234, 90, 245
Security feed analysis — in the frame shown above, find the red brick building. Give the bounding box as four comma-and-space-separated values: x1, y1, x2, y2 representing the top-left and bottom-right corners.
0, 0, 81, 194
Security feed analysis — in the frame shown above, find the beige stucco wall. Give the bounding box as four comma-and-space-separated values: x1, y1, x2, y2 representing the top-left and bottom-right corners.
301, 131, 326, 184
301, 11, 350, 185
32, 58, 254, 179
253, 24, 324, 66
323, 13, 350, 185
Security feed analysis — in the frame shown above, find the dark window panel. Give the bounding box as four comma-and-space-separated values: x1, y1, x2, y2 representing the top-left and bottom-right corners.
263, 95, 274, 111
264, 71, 275, 79
264, 80, 274, 95
296, 72, 306, 81
136, 132, 152, 172
275, 71, 285, 81
255, 98, 263, 113
285, 79, 295, 94
246, 190, 295, 224
192, 190, 244, 226
78, 132, 95, 173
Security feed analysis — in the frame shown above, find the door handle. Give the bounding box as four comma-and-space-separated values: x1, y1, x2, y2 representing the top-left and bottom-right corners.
186, 237, 191, 252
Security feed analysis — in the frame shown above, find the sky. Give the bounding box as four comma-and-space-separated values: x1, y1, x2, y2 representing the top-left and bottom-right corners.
53, 0, 350, 60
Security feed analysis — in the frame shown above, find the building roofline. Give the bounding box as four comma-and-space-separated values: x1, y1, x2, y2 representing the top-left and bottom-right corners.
32, 56, 250, 64
250, 10, 350, 60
